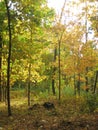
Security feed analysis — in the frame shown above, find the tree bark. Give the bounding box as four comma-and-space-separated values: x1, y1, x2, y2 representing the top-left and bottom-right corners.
28, 63, 31, 106
85, 67, 89, 92
74, 74, 76, 95
93, 71, 98, 93
77, 73, 80, 96
58, 29, 65, 100
58, 39, 61, 100
4, 0, 12, 116
52, 48, 57, 95
52, 78, 55, 95
85, 67, 88, 86
58, 0, 66, 100
0, 34, 2, 101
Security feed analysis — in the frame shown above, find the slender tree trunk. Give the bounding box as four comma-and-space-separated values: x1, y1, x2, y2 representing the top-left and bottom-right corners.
73, 58, 76, 95
93, 71, 98, 93
74, 74, 76, 95
28, 63, 31, 106
91, 77, 94, 91
4, 0, 12, 116
58, 30, 65, 100
77, 48, 81, 96
84, 0, 89, 92
85, 67, 88, 86
52, 48, 57, 95
52, 80, 55, 95
58, 39, 61, 100
85, 67, 89, 92
77, 73, 80, 96
58, 0, 66, 100
27, 28, 32, 106
0, 34, 2, 101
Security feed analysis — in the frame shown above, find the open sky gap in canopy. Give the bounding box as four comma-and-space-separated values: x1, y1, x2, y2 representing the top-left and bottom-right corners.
47, 0, 98, 48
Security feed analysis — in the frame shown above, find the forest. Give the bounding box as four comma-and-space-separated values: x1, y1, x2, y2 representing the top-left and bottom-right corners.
0, 0, 98, 129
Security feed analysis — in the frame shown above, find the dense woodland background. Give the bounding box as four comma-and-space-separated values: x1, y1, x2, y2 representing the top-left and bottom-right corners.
0, 0, 98, 122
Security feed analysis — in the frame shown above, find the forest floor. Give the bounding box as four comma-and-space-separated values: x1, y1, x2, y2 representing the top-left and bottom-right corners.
0, 97, 98, 130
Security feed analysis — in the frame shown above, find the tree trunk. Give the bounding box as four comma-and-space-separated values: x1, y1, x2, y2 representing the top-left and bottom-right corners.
93, 71, 98, 93
77, 73, 80, 96
57, 0, 66, 100
52, 79, 55, 95
0, 34, 2, 102
52, 48, 57, 95
58, 39, 61, 100
90, 77, 94, 91
28, 63, 31, 106
85, 67, 89, 92
58, 30, 65, 100
4, 0, 12, 116
74, 74, 76, 95
85, 69, 88, 86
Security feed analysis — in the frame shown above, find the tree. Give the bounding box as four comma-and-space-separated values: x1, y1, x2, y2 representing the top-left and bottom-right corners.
52, 48, 57, 95
0, 0, 6, 101
0, 33, 2, 101
4, 0, 12, 116
93, 70, 98, 93
5, 0, 55, 106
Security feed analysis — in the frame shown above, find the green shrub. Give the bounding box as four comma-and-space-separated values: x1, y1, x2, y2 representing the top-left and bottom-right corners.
80, 93, 98, 113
